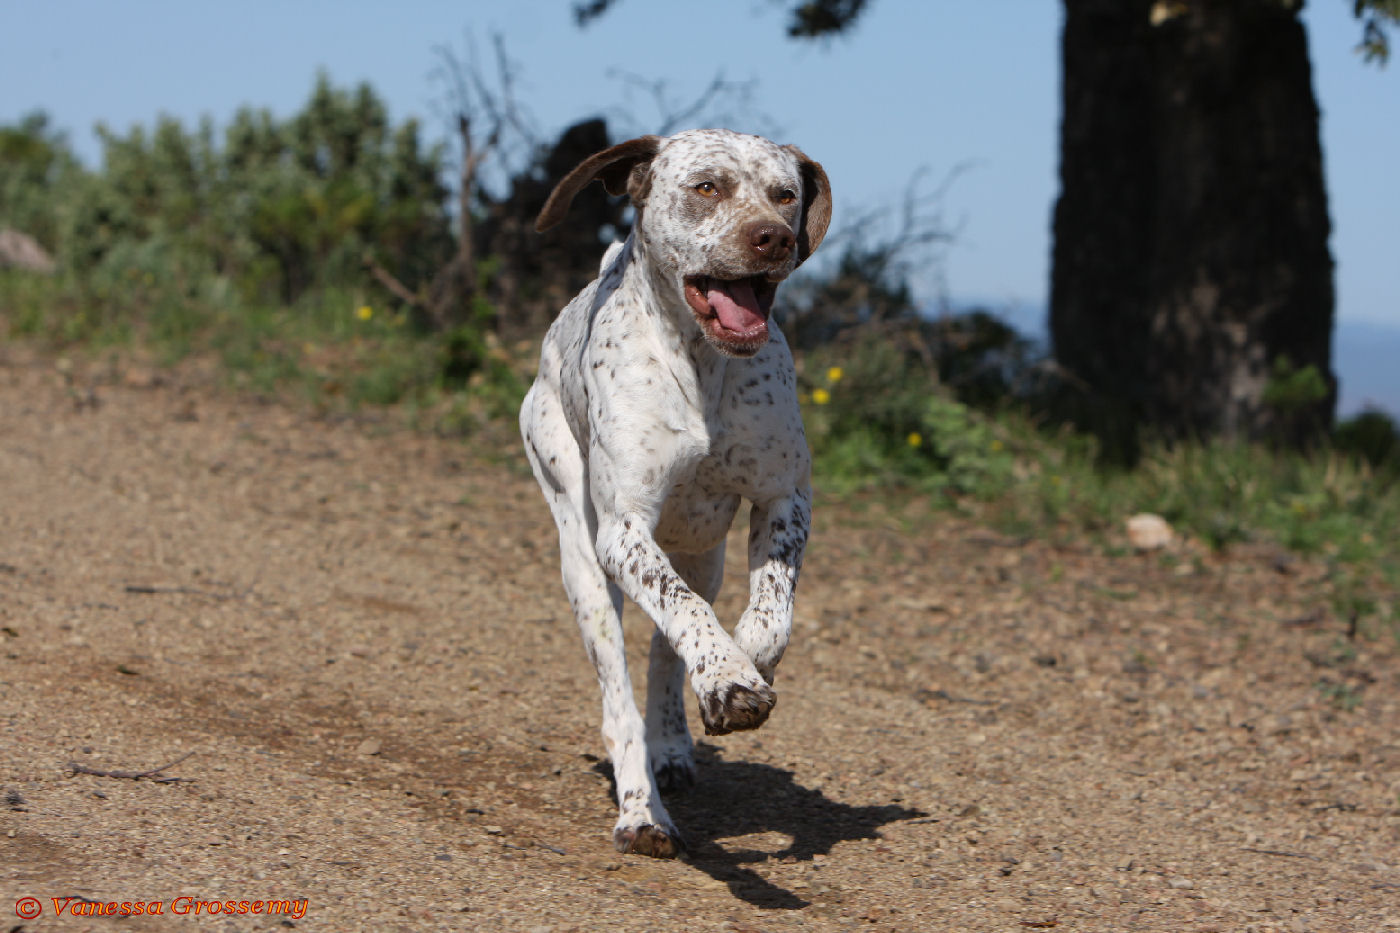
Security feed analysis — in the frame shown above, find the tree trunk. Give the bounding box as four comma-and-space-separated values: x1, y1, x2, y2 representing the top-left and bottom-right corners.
1051, 0, 1335, 455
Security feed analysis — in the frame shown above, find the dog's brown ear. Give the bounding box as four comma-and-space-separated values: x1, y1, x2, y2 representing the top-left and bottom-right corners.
535, 135, 663, 233
785, 146, 832, 266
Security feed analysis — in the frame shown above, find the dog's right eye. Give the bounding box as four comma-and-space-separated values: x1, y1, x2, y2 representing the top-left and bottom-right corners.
693, 181, 719, 198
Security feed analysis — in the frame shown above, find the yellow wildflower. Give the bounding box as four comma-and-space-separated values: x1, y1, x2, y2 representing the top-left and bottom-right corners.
356, 305, 373, 321
826, 366, 844, 383
907, 431, 923, 448
812, 388, 831, 405
990, 439, 1004, 452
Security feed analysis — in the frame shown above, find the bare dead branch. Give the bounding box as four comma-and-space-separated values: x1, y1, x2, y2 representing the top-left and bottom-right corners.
432, 31, 538, 194
605, 69, 777, 138
363, 252, 424, 309
68, 751, 196, 784
420, 32, 541, 331
574, 0, 619, 27
491, 33, 534, 144
1240, 846, 1320, 861
123, 584, 236, 601
820, 162, 972, 317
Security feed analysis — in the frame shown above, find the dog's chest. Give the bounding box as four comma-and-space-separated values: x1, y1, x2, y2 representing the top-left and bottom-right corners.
652, 482, 741, 552
651, 360, 808, 551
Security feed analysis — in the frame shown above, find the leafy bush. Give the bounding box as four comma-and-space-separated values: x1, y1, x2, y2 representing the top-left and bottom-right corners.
1334, 408, 1400, 470
0, 112, 80, 250
800, 331, 1013, 497
2, 75, 452, 313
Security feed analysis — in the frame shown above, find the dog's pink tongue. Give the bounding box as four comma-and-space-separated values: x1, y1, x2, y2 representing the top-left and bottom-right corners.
706, 280, 766, 333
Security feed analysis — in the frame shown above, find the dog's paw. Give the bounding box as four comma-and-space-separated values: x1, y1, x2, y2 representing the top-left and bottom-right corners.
651, 753, 697, 794
614, 822, 686, 859
698, 679, 776, 736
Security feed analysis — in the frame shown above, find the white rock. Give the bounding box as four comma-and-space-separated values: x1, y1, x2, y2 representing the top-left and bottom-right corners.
1127, 513, 1174, 550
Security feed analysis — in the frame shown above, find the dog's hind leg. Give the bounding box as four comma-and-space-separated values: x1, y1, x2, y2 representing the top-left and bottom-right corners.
563, 546, 683, 856
521, 388, 683, 858
647, 545, 724, 792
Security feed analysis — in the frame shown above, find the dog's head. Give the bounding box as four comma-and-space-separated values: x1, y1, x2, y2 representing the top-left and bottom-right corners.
537, 129, 831, 358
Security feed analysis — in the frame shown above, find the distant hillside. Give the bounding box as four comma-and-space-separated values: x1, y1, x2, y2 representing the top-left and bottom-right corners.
1335, 320, 1400, 417
948, 301, 1400, 420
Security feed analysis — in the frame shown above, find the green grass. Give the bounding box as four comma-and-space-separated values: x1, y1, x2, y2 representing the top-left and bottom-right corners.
900, 406, 1399, 638
997, 427, 1399, 571
795, 331, 1398, 641
1, 268, 527, 436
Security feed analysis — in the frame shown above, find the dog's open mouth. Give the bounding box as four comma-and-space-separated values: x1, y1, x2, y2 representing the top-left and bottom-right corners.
683, 275, 780, 356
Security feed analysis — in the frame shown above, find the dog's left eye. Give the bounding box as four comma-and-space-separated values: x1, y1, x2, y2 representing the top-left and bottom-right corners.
776, 188, 797, 205
694, 181, 719, 197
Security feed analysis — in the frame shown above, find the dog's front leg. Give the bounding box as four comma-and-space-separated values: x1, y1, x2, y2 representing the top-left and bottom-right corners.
733, 485, 811, 684
597, 514, 775, 736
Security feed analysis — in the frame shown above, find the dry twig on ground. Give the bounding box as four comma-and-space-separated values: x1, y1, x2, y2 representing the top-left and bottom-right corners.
67, 751, 196, 784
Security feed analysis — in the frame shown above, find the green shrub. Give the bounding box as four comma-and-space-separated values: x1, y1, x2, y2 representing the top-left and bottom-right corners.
800, 332, 1013, 496
2, 77, 451, 311
1335, 409, 1400, 470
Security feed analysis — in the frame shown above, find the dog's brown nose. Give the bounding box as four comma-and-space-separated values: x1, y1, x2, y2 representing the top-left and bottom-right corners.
747, 222, 795, 262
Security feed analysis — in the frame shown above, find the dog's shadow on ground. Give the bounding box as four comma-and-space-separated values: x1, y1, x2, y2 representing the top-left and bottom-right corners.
593, 744, 926, 909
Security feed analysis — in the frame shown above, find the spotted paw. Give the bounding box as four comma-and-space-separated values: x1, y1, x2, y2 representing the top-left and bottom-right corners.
652, 756, 696, 794
614, 822, 686, 859
699, 680, 776, 736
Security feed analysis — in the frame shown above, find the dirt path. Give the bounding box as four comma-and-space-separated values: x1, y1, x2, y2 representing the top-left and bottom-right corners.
2, 349, 1398, 932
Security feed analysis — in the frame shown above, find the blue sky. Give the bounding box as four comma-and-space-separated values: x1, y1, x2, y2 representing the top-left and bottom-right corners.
2, 1, 1396, 411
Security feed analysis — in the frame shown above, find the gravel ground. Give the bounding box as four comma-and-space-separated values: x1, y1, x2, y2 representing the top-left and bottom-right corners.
2, 348, 1398, 932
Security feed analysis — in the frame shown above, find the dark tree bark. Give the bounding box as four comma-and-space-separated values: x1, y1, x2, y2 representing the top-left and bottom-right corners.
1051, 0, 1335, 454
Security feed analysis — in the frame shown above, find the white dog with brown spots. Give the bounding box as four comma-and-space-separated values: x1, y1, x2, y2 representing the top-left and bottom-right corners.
520, 129, 831, 858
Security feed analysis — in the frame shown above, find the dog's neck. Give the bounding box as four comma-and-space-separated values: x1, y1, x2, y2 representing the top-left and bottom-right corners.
617, 232, 731, 412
